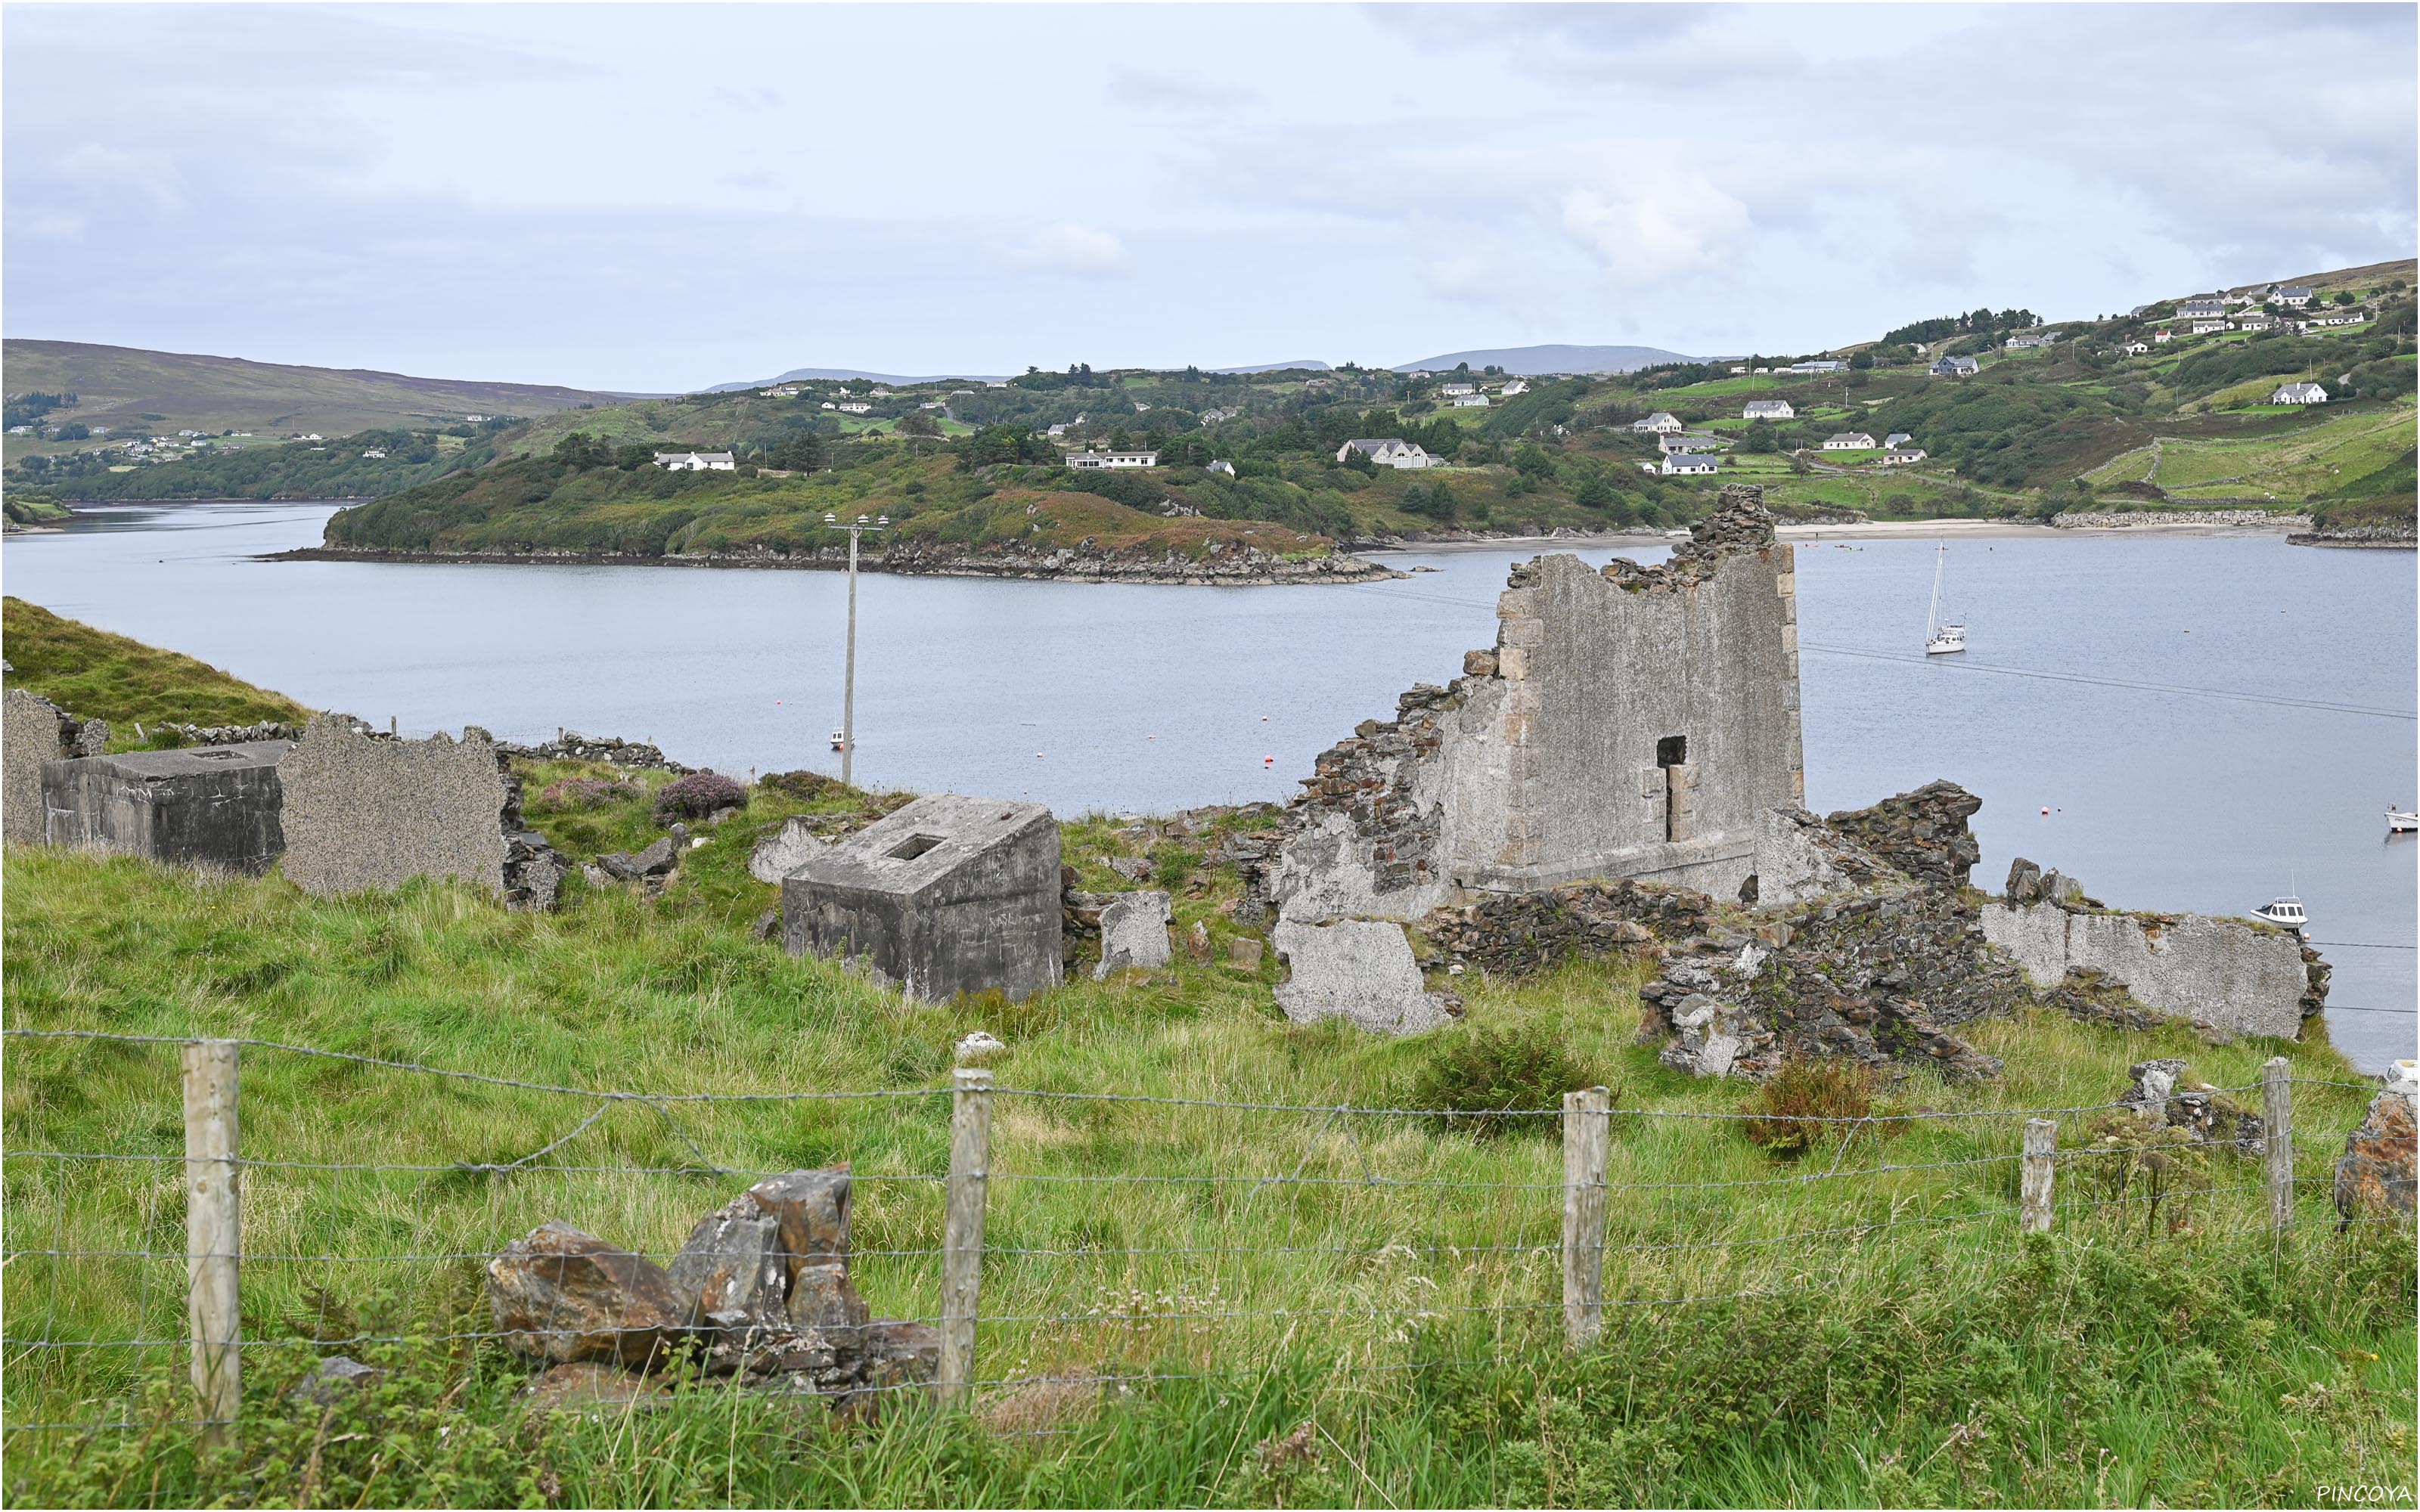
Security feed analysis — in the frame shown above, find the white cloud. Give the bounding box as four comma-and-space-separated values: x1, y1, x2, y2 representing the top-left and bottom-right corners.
1559, 175, 1750, 288
1004, 223, 1134, 280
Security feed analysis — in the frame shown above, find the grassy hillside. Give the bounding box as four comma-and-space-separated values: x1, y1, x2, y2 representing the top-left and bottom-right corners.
1, 596, 309, 742
2, 623, 2413, 1505
1, 339, 625, 440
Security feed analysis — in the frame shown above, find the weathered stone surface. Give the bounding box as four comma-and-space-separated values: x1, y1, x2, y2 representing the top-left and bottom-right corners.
1094, 891, 1173, 978
1267, 488, 1803, 921
861, 1319, 942, 1392
486, 1221, 692, 1368
749, 815, 828, 883
2, 688, 73, 844
667, 1194, 789, 1334
504, 829, 567, 910
1659, 992, 1751, 1077
523, 1362, 672, 1414
287, 1354, 383, 1406
1981, 889, 2316, 1040
743, 1169, 870, 1337
2335, 1067, 2418, 1222
1272, 919, 1457, 1034
1417, 879, 1712, 978
278, 715, 512, 897
1228, 936, 1265, 971
1751, 805, 1902, 911
1822, 781, 1982, 889
955, 1030, 1007, 1062
495, 730, 692, 774
40, 740, 290, 872
2119, 1059, 2265, 1151
783, 794, 1062, 1002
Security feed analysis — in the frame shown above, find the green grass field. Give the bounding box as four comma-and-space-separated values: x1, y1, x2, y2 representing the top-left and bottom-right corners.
1, 620, 2412, 1507
1, 596, 309, 745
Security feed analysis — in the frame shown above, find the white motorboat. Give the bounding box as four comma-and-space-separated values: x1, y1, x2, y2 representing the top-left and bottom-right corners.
2389, 808, 2418, 834
2249, 896, 2309, 933
1924, 541, 1967, 655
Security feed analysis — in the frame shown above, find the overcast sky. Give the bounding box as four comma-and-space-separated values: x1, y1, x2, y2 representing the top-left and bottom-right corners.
5, 3, 2412, 392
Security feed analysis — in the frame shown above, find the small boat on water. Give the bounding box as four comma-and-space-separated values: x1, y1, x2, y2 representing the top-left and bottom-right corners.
1924, 541, 1967, 655
2389, 808, 2418, 834
2249, 896, 2310, 933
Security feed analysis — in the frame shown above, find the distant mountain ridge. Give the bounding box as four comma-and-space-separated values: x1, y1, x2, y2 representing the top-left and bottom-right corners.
1390, 343, 1695, 375
1, 339, 631, 435
706, 366, 1010, 392
1210, 359, 1333, 374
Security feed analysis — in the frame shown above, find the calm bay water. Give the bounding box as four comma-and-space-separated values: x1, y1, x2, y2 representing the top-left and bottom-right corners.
5, 500, 2413, 1071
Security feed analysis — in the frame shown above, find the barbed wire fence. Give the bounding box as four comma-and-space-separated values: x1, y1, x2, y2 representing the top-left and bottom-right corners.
2, 1027, 2406, 1447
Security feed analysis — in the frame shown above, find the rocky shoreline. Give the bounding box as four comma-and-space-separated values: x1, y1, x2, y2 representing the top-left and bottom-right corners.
267, 539, 1404, 585
2287, 525, 2418, 550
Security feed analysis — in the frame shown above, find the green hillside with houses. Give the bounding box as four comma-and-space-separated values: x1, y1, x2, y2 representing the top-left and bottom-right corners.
11, 265, 2412, 550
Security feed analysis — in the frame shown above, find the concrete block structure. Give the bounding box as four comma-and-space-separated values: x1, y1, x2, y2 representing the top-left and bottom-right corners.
39, 740, 290, 873
276, 715, 512, 897
781, 795, 1062, 1002
1271, 487, 1804, 922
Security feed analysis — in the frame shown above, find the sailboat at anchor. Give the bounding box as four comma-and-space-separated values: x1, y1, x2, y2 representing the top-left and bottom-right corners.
1925, 541, 1968, 655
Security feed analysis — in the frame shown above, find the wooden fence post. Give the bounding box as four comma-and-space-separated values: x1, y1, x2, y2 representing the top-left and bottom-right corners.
939, 1067, 993, 1405
1561, 1086, 1611, 1352
2262, 1056, 2294, 1230
2020, 1117, 2056, 1234
182, 1040, 241, 1448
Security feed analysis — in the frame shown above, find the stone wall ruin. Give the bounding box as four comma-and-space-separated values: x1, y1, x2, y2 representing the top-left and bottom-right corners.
4, 688, 107, 844
1270, 486, 1804, 927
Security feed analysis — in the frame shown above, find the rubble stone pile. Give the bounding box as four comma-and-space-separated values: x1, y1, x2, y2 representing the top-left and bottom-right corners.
484, 1167, 938, 1408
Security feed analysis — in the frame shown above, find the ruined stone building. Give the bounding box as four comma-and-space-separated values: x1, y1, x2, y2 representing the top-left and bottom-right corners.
1273, 486, 1803, 925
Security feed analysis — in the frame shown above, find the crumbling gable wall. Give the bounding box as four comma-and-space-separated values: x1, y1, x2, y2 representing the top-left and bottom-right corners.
276, 714, 513, 898
1271, 486, 1804, 922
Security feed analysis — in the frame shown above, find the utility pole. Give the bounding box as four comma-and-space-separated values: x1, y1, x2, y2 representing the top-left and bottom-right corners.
826, 511, 886, 788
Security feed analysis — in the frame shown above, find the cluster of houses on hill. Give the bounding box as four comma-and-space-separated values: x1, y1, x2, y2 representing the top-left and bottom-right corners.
1432, 377, 1530, 409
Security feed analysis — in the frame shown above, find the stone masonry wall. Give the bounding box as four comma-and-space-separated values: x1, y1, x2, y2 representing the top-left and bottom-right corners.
1980, 861, 2324, 1040
277, 715, 514, 898
4, 688, 108, 845
1270, 485, 1804, 923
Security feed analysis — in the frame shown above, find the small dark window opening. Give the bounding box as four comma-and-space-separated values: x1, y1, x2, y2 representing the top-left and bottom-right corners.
192, 750, 241, 761
1655, 735, 1687, 768
887, 834, 943, 861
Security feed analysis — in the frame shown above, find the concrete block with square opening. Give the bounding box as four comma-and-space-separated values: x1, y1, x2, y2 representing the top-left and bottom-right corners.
780, 795, 1062, 1002
39, 740, 290, 873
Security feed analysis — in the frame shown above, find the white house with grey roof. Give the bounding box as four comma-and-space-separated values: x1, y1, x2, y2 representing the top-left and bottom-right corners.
1929, 355, 1980, 378
1822, 432, 1876, 451
1632, 411, 1684, 433
1336, 438, 1436, 469
655, 451, 737, 471
2178, 298, 2227, 321
1658, 453, 1717, 476
1066, 450, 1159, 469
2269, 287, 2315, 308
1742, 398, 1795, 420
2269, 382, 2328, 405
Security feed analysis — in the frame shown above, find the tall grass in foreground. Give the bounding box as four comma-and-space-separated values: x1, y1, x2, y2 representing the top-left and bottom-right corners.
5, 845, 2413, 1507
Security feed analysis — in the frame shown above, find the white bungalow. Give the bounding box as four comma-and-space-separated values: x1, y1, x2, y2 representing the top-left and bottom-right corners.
2153, 330, 2173, 344
2177, 298, 2228, 321
1206, 460, 1236, 476
1336, 438, 1435, 469
1451, 394, 1491, 408
1500, 379, 1530, 395
1881, 448, 1928, 466
1439, 382, 1475, 397
1822, 432, 1877, 451
1742, 399, 1795, 420
2189, 320, 2231, 336
2270, 286, 2315, 308
2120, 342, 2150, 356
1659, 433, 1717, 454
654, 451, 737, 471
1632, 411, 1684, 433
838, 402, 873, 414
360, 448, 386, 459
1066, 450, 1159, 469
1658, 454, 1717, 476
2270, 382, 2328, 405
1883, 432, 1913, 449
